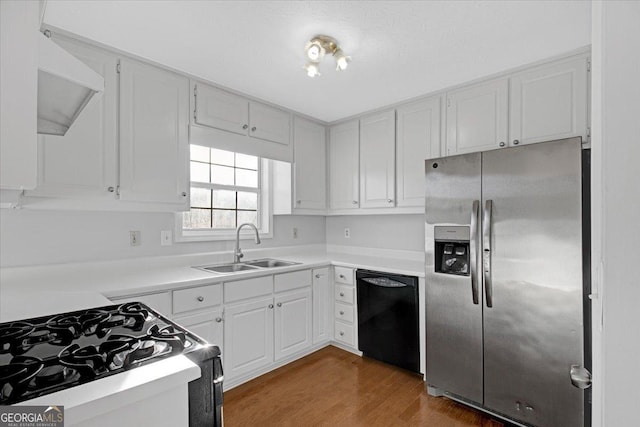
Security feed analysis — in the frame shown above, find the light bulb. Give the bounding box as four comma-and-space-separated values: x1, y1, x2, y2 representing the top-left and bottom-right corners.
304, 62, 320, 78
306, 42, 323, 61
334, 49, 350, 71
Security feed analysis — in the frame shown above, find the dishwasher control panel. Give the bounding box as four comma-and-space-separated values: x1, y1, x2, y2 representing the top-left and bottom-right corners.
434, 226, 470, 276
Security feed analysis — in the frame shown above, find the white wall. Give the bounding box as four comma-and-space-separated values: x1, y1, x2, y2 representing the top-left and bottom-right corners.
326, 214, 424, 252
0, 210, 325, 267
591, 1, 640, 426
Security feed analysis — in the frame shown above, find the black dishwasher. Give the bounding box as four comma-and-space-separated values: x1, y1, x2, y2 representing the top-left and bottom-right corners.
356, 269, 419, 373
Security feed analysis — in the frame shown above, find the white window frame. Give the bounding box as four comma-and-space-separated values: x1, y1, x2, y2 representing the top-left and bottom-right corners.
174, 157, 273, 242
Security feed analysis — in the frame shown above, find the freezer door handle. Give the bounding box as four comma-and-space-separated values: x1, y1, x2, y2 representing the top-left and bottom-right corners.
483, 200, 494, 308
470, 200, 480, 305
570, 365, 592, 389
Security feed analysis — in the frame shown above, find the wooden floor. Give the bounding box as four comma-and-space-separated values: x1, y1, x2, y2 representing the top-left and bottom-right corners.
224, 346, 504, 426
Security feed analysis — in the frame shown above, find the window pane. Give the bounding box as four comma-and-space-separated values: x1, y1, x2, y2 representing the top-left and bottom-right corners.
212, 210, 236, 229
190, 188, 211, 208
211, 148, 235, 167
213, 189, 236, 209
190, 145, 210, 163
235, 153, 258, 170
236, 168, 258, 187
237, 210, 258, 226
237, 191, 258, 210
190, 161, 210, 183
183, 209, 211, 229
211, 165, 234, 185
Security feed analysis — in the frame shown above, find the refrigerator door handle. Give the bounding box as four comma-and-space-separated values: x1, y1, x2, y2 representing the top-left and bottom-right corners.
470, 200, 480, 305
483, 200, 494, 308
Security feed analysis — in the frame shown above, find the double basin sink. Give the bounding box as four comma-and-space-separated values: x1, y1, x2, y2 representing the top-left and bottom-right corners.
193, 258, 300, 274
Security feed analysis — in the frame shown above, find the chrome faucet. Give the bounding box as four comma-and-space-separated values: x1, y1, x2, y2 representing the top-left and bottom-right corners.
234, 223, 261, 263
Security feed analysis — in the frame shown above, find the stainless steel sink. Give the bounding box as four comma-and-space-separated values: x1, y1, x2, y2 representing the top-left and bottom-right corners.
195, 263, 259, 274
193, 258, 299, 274
244, 258, 300, 268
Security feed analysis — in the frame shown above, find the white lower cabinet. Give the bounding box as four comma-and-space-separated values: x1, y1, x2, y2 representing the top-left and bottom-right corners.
224, 296, 274, 380
332, 267, 358, 351
173, 309, 224, 354
274, 288, 312, 360
312, 268, 331, 344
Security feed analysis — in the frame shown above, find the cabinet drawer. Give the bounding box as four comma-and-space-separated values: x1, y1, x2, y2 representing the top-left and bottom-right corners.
173, 284, 222, 314
334, 266, 354, 285
334, 321, 355, 346
274, 269, 311, 293
335, 285, 354, 305
224, 275, 273, 303
334, 302, 354, 323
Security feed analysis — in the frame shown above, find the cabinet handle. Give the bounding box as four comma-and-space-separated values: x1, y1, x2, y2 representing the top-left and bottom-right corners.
499, 142, 506, 147
339, 274, 346, 279
215, 317, 222, 323
315, 274, 321, 278
181, 192, 188, 197
251, 126, 257, 132
339, 311, 344, 315
277, 302, 282, 307
107, 187, 115, 193
339, 331, 344, 336
296, 200, 301, 204
352, 200, 358, 205
197, 296, 204, 302
513, 139, 520, 145
268, 304, 274, 309
242, 124, 248, 130
387, 199, 393, 203
340, 292, 345, 297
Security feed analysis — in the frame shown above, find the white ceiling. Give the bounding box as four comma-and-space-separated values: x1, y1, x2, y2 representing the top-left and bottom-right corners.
43, 1, 591, 123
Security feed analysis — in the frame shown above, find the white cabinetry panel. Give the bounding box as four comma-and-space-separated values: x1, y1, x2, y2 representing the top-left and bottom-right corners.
173, 309, 224, 352
446, 77, 509, 155
312, 268, 330, 344
328, 120, 359, 209
359, 110, 396, 208
396, 96, 441, 207
293, 117, 326, 210
274, 288, 312, 360
510, 55, 589, 146
119, 59, 189, 206
249, 101, 290, 145
194, 84, 248, 136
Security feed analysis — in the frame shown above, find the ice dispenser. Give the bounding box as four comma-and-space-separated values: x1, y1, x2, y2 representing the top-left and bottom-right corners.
434, 226, 471, 276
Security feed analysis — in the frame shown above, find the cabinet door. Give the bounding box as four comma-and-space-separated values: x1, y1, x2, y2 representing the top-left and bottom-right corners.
510, 56, 589, 146
119, 59, 189, 206
249, 101, 291, 145
194, 83, 248, 136
312, 268, 330, 344
396, 97, 441, 207
224, 297, 274, 380
173, 309, 224, 354
360, 110, 396, 208
293, 117, 326, 210
328, 120, 359, 209
446, 77, 508, 155
34, 39, 118, 199
274, 288, 312, 361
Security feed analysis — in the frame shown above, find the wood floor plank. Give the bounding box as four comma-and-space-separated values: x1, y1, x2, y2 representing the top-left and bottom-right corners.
224, 346, 503, 426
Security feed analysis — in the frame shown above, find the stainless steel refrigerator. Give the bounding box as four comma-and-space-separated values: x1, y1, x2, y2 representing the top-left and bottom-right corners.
425, 137, 591, 427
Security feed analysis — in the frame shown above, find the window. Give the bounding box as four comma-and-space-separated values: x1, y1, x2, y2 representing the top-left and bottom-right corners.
179, 145, 271, 240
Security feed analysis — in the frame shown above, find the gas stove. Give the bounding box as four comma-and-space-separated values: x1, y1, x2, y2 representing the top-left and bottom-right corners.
0, 302, 210, 406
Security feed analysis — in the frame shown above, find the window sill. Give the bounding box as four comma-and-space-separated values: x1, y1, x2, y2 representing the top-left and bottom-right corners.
174, 229, 273, 243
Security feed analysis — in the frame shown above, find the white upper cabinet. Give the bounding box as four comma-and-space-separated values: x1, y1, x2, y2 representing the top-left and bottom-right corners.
34, 38, 118, 199
293, 117, 326, 211
446, 77, 509, 155
192, 82, 292, 161
194, 84, 248, 136
359, 110, 396, 208
509, 55, 589, 146
396, 96, 442, 207
249, 102, 291, 145
0, 0, 39, 191
328, 120, 360, 210
119, 59, 190, 206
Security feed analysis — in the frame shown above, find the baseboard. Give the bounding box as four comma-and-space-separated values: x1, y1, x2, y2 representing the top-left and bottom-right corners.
329, 341, 362, 356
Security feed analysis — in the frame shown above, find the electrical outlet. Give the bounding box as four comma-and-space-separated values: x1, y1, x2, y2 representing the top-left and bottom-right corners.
161, 230, 172, 246
129, 231, 141, 246
292, 227, 298, 239
344, 228, 351, 238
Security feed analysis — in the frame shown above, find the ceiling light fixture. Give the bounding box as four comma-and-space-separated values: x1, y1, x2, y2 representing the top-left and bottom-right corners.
303, 35, 350, 78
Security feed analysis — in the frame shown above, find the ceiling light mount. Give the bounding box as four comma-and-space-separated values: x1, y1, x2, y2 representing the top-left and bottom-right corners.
303, 35, 350, 77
